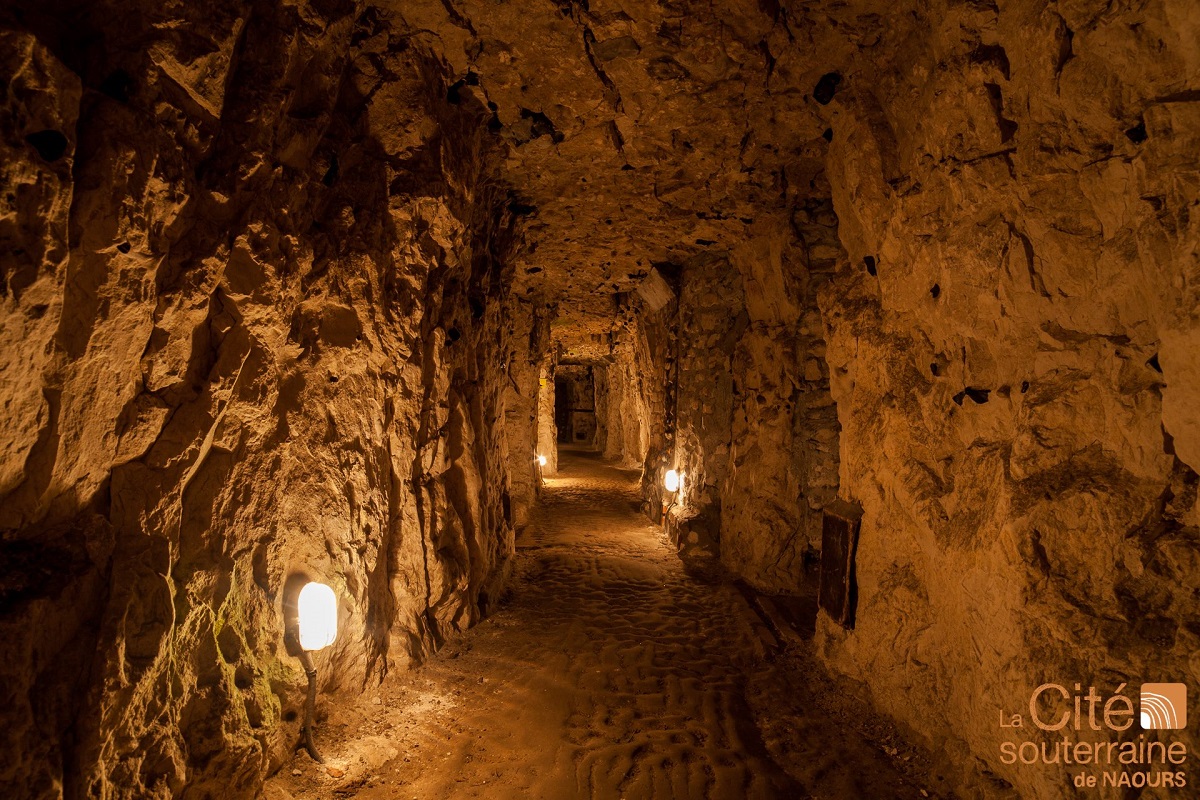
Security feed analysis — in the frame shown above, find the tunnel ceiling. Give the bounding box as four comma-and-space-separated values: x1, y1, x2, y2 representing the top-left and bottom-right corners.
393, 0, 873, 340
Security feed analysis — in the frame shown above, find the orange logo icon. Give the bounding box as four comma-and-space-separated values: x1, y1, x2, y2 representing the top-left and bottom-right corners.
1140, 684, 1187, 730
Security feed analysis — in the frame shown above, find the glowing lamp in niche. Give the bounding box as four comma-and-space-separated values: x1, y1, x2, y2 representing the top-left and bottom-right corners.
286, 580, 338, 763
664, 469, 681, 493
297, 581, 338, 651
537, 454, 547, 467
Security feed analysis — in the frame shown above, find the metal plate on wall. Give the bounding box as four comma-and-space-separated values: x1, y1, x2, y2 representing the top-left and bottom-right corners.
819, 500, 863, 629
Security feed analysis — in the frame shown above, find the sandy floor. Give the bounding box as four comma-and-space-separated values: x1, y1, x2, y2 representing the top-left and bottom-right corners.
265, 448, 943, 800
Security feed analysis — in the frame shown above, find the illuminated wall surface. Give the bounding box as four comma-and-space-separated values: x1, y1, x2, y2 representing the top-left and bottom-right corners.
0, 0, 1197, 797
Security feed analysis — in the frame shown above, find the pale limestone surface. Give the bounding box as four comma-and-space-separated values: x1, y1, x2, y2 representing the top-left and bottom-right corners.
812, 2, 1200, 797
1, 8, 538, 796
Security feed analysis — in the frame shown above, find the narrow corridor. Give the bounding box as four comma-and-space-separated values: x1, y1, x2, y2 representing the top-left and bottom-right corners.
266, 450, 936, 800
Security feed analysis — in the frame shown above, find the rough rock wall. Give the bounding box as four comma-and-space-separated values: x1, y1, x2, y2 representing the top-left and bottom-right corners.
667, 253, 743, 559
813, 1, 1200, 797
631, 297, 674, 514
593, 365, 615, 458
594, 308, 652, 468
665, 212, 841, 584
501, 300, 549, 529
665, 213, 839, 592
0, 4, 532, 797
535, 355, 557, 475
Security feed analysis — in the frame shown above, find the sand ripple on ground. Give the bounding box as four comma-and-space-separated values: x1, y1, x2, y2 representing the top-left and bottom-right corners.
265, 449, 934, 800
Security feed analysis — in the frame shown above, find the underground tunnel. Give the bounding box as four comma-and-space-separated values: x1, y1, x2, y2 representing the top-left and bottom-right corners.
1, 0, 1198, 798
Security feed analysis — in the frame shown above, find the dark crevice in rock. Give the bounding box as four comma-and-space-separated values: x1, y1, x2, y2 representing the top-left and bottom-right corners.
759, 40, 776, 82
98, 68, 134, 102
518, 108, 565, 144
507, 197, 537, 216
964, 387, 990, 404
580, 26, 624, 112
1125, 120, 1148, 144
1054, 18, 1075, 77
321, 154, 339, 186
952, 387, 990, 405
1152, 88, 1200, 103
984, 82, 1019, 143
25, 129, 69, 161
969, 44, 1010, 80
605, 119, 625, 154
438, 0, 477, 35
1003, 220, 1051, 298
647, 56, 688, 81
812, 71, 842, 105
446, 71, 480, 104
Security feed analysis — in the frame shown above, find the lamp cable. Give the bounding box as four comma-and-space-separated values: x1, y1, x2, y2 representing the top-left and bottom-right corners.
298, 650, 325, 763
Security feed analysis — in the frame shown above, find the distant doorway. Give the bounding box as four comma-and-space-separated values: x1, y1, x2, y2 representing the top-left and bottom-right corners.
554, 377, 571, 443
555, 366, 598, 445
